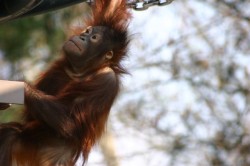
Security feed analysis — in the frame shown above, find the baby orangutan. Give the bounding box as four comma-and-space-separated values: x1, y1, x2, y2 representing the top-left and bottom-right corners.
0, 0, 131, 165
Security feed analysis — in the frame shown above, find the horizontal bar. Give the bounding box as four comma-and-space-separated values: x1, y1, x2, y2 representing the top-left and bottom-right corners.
0, 80, 24, 104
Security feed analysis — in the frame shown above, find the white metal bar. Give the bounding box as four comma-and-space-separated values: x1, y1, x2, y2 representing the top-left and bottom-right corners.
0, 80, 24, 104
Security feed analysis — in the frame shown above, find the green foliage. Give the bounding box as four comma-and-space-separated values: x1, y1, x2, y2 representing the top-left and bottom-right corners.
0, 4, 90, 62
0, 12, 72, 62
0, 105, 23, 123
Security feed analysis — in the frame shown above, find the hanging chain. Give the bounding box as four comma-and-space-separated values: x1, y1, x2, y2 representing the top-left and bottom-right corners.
127, 0, 174, 11
86, 0, 175, 11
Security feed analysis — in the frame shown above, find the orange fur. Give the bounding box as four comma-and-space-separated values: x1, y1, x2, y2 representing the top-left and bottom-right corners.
0, 0, 131, 165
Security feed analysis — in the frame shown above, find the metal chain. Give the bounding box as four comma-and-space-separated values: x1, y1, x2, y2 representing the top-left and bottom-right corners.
86, 0, 175, 11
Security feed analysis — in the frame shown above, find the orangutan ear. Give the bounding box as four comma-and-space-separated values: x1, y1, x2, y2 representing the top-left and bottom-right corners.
105, 51, 113, 60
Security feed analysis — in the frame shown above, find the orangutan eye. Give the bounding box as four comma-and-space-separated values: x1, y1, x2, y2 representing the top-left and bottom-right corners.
90, 34, 102, 43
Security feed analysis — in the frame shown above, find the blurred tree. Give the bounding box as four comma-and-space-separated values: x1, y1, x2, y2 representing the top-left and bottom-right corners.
0, 14, 64, 61
104, 0, 250, 166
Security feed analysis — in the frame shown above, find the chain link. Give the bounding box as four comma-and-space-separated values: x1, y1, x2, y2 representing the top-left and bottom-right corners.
86, 0, 174, 11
